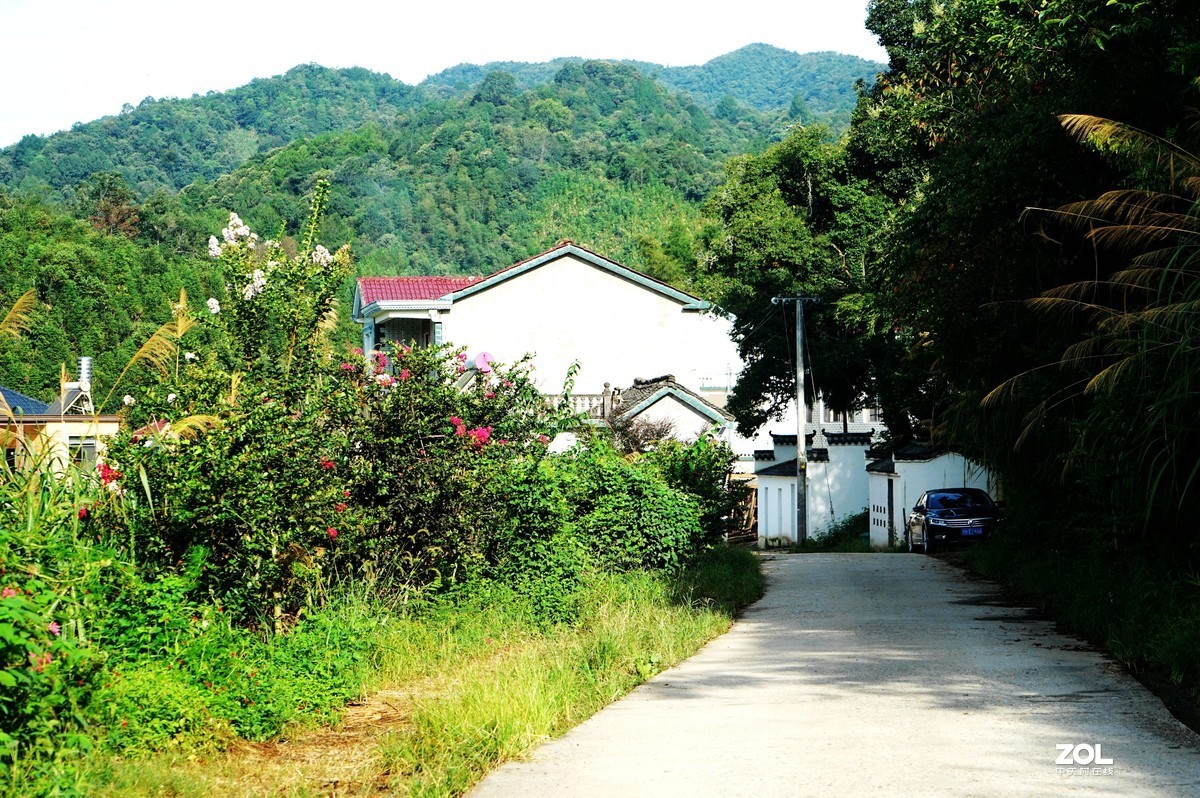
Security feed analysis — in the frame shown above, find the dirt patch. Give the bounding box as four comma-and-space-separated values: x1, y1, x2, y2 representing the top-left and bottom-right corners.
186, 685, 429, 797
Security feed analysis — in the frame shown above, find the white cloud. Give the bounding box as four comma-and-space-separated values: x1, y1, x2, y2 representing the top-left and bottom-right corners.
0, 0, 886, 147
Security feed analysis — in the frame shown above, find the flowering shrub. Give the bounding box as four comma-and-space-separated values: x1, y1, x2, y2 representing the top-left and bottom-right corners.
98, 183, 359, 623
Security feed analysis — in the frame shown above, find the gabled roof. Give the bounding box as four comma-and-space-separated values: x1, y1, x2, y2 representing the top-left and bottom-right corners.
1, 385, 50, 415
613, 374, 734, 425
893, 442, 947, 462
357, 276, 483, 305
449, 242, 711, 310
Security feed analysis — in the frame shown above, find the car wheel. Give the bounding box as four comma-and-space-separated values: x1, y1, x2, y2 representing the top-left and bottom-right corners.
907, 533, 920, 553
924, 526, 935, 555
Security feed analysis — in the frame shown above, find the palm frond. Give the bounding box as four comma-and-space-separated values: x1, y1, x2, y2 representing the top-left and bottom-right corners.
100, 319, 181, 411
0, 289, 39, 339
170, 414, 222, 440
1059, 114, 1200, 180
1025, 295, 1122, 320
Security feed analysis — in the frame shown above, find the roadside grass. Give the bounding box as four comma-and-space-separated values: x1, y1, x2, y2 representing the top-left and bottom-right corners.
83, 546, 763, 797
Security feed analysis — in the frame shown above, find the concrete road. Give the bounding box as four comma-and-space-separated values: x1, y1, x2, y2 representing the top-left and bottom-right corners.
471, 553, 1200, 797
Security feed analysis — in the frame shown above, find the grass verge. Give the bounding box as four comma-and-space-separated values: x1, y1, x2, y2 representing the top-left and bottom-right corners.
81, 546, 763, 797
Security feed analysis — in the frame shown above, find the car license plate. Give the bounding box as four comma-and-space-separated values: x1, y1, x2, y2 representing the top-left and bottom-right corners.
962, 527, 983, 537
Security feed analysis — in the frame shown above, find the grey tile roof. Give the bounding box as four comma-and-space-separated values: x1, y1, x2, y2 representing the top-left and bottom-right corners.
612, 375, 734, 422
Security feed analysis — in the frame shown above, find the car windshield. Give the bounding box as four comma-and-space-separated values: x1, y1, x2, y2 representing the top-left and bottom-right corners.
927, 491, 993, 510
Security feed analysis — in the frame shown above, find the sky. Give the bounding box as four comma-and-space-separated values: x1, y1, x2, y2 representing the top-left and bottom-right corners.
0, 0, 887, 148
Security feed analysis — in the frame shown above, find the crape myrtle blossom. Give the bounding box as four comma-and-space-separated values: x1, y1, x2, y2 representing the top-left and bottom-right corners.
241, 268, 268, 300
122, 395, 135, 406
312, 245, 333, 266
208, 236, 222, 258
207, 298, 221, 315
221, 212, 251, 244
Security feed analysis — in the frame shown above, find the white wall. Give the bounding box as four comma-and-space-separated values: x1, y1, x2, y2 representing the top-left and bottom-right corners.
756, 446, 871, 547
757, 474, 798, 546
880, 453, 992, 548
439, 253, 741, 395
807, 446, 870, 539
634, 394, 719, 442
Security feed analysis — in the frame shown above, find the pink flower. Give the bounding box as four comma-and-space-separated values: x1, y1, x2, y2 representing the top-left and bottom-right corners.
340, 362, 355, 371
335, 502, 347, 512
319, 457, 336, 470
97, 462, 122, 486
538, 434, 550, 444
399, 368, 411, 380
344, 489, 351, 498
484, 391, 495, 399
374, 352, 389, 368
352, 347, 364, 356
457, 365, 466, 374
376, 373, 395, 388
78, 506, 89, 520
449, 416, 463, 427
1, 587, 17, 599
467, 426, 493, 449
456, 353, 468, 361
503, 380, 513, 388
327, 527, 338, 539
48, 621, 61, 636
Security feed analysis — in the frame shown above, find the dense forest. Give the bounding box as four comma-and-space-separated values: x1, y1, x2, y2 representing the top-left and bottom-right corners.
423, 44, 881, 130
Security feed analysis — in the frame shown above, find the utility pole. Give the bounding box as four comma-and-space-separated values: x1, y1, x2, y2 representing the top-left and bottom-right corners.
772, 296, 818, 544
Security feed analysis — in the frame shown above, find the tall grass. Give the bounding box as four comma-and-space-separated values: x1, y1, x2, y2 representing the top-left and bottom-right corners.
85, 547, 762, 798
378, 552, 760, 796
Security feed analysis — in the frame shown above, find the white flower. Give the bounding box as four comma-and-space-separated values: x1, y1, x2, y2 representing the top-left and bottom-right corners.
221, 212, 251, 244
207, 298, 221, 315
241, 268, 268, 300
167, 393, 177, 404
184, 351, 197, 361
122, 395, 135, 406
311, 245, 332, 266
208, 235, 222, 258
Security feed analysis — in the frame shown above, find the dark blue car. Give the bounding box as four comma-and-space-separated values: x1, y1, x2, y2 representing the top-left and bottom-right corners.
907, 488, 1001, 553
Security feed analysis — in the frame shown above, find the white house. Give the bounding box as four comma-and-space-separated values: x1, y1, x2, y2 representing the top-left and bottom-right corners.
754, 425, 878, 547
352, 242, 741, 400
353, 242, 760, 461
866, 443, 994, 549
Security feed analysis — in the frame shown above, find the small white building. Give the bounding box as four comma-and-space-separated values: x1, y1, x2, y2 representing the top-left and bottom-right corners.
866, 443, 994, 549
754, 429, 877, 547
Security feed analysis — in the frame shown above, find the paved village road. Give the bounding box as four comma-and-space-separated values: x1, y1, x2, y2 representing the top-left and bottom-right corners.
470, 553, 1200, 797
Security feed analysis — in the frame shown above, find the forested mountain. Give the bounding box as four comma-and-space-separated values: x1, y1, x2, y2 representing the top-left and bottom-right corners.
149, 61, 771, 278
423, 44, 881, 130
0, 45, 873, 204
0, 65, 423, 198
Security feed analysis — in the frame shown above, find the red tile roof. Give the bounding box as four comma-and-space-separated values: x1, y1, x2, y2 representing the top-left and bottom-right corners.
357, 276, 483, 304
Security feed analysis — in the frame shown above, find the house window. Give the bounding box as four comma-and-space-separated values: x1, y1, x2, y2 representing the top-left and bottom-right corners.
824, 406, 845, 423
864, 405, 884, 423
68, 437, 97, 470
805, 405, 814, 423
